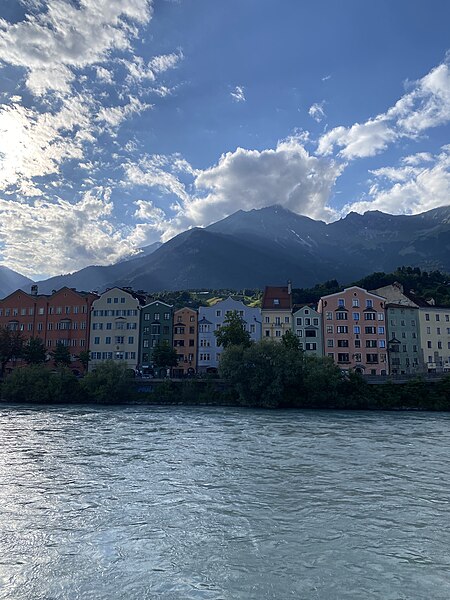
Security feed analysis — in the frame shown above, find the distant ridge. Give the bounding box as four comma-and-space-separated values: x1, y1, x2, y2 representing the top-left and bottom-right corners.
3, 206, 450, 294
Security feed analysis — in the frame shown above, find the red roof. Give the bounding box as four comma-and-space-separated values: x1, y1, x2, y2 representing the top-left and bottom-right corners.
261, 286, 292, 310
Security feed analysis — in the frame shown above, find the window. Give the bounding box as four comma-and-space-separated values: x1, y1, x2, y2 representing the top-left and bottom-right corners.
436, 314, 440, 322
304, 309, 309, 315
338, 298, 345, 307
338, 353, 350, 363
366, 299, 373, 308
115, 336, 124, 344
296, 329, 303, 337
275, 330, 281, 337
427, 341, 432, 348
265, 316, 270, 323
366, 340, 377, 348
250, 324, 255, 334
338, 339, 349, 347
273, 299, 279, 306
377, 313, 384, 321
128, 336, 134, 344
275, 317, 281, 325
305, 343, 317, 351
366, 353, 378, 363
313, 318, 319, 326
365, 327, 376, 334
364, 313, 375, 321
105, 337, 111, 344
354, 326, 360, 334
438, 341, 442, 349
164, 313, 170, 320
437, 327, 441, 335
190, 316, 195, 322
327, 339, 334, 347
216, 310, 221, 317
94, 337, 100, 345
113, 297, 118, 304
378, 326, 385, 334
337, 326, 348, 333
143, 340, 149, 348
326, 325, 333, 334
285, 316, 290, 324
296, 317, 302, 326
305, 330, 316, 338
336, 312, 347, 320
265, 330, 270, 337
352, 312, 360, 320
425, 313, 430, 321
326, 312, 333, 320
327, 352, 334, 359
352, 299, 359, 307
121, 297, 125, 304
38, 308, 44, 315
426, 326, 431, 334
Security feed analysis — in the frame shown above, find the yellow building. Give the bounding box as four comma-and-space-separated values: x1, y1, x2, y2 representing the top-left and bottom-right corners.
261, 283, 293, 341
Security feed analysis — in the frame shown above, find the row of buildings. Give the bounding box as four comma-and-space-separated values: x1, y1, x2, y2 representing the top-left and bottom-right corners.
0, 281, 449, 376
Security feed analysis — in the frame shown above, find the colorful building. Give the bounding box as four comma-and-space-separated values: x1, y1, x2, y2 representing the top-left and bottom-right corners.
0, 285, 97, 373
89, 287, 145, 372
318, 286, 388, 375
292, 305, 323, 356
172, 307, 198, 377
140, 300, 173, 375
197, 297, 262, 373
261, 284, 293, 341
418, 306, 450, 372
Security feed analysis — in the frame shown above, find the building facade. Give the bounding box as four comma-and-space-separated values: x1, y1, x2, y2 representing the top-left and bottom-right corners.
385, 304, 423, 374
292, 305, 323, 356
318, 286, 388, 375
89, 287, 144, 371
197, 297, 262, 373
172, 307, 198, 377
261, 284, 293, 341
140, 300, 173, 375
0, 286, 97, 373
418, 306, 450, 372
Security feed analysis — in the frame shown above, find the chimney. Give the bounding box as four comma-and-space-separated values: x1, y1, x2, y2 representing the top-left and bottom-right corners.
287, 280, 292, 295
31, 284, 38, 296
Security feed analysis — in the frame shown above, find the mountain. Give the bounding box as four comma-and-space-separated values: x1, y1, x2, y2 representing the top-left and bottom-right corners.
31, 205, 450, 293
0, 266, 34, 297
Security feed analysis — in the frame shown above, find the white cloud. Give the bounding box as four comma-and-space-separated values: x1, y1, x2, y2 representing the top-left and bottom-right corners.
148, 51, 183, 74
0, 188, 140, 277
308, 101, 326, 123
317, 61, 450, 160
96, 66, 114, 84
0, 0, 153, 95
96, 96, 152, 127
125, 138, 344, 244
342, 146, 450, 216
231, 86, 246, 102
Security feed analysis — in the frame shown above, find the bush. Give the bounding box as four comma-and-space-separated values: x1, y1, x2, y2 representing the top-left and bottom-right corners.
1, 365, 82, 403
81, 361, 137, 404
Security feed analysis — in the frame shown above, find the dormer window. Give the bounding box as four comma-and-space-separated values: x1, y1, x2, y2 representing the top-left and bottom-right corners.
273, 299, 280, 306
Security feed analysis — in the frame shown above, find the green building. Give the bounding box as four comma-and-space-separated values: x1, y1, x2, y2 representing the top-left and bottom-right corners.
139, 300, 173, 375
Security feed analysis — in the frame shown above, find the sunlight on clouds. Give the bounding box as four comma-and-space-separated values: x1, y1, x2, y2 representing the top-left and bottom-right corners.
343, 147, 450, 216
0, 189, 140, 277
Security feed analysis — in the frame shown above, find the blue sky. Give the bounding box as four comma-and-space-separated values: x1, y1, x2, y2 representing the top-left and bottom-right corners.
0, 0, 449, 279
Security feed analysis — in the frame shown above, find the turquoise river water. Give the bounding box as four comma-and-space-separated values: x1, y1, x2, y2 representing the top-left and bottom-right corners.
0, 406, 450, 599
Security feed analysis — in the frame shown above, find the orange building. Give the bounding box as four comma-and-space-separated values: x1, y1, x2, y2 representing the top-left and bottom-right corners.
172, 307, 198, 377
0, 285, 98, 374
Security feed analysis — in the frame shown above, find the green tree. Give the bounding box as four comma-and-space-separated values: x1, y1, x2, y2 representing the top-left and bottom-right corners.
81, 360, 136, 403
152, 341, 178, 375
281, 329, 301, 351
77, 350, 91, 373
22, 337, 46, 365
51, 342, 72, 368
2, 364, 53, 402
0, 327, 25, 376
214, 310, 252, 349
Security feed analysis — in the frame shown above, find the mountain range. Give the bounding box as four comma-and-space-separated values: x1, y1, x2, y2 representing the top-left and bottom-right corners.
2, 205, 450, 296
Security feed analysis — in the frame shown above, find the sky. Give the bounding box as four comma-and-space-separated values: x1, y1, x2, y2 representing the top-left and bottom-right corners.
0, 0, 449, 279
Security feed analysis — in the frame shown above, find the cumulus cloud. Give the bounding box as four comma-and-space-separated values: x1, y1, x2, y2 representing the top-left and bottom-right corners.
0, 189, 141, 277
124, 138, 344, 244
342, 147, 450, 216
231, 86, 246, 102
96, 96, 152, 127
148, 51, 183, 74
308, 101, 326, 123
317, 61, 450, 160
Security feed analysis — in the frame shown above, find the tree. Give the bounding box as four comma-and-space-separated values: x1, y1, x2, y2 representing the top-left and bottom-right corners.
51, 342, 72, 368
214, 310, 251, 349
0, 327, 25, 376
22, 337, 46, 365
77, 350, 90, 373
81, 360, 136, 403
281, 329, 302, 351
152, 341, 178, 374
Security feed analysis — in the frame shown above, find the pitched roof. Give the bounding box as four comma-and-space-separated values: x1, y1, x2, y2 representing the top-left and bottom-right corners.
261, 286, 292, 310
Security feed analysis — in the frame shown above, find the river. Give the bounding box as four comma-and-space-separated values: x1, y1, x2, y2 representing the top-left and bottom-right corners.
0, 406, 449, 599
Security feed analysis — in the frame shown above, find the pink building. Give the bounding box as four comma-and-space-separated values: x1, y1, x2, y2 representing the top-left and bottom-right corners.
318, 286, 388, 375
